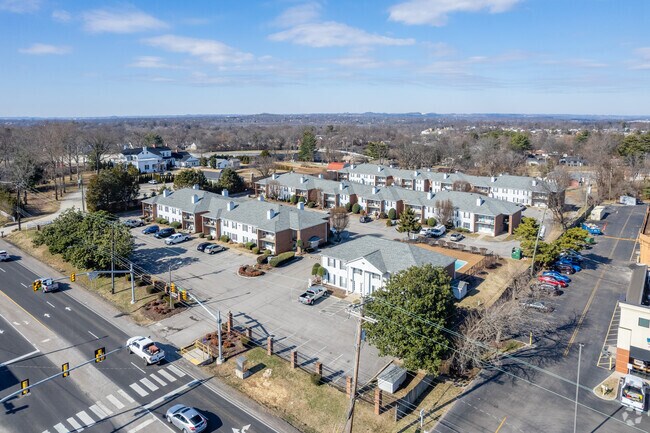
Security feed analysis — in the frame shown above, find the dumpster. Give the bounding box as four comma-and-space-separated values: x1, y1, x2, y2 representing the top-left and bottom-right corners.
511, 247, 522, 260
585, 236, 595, 245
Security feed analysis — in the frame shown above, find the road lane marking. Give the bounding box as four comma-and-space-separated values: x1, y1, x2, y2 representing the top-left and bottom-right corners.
495, 417, 507, 433
89, 404, 107, 419
0, 289, 51, 332
20, 283, 27, 288
127, 417, 156, 433
157, 369, 176, 382
53, 423, 69, 433
46, 301, 56, 308
106, 394, 125, 409
167, 364, 186, 377
143, 379, 200, 410
41, 338, 50, 343
76, 411, 95, 427
140, 377, 159, 391
41, 430, 51, 433
66, 417, 83, 432
118, 389, 135, 403
87, 330, 99, 339
129, 383, 149, 397
130, 361, 146, 374
0, 267, 5, 272
95, 400, 113, 416
150, 373, 167, 387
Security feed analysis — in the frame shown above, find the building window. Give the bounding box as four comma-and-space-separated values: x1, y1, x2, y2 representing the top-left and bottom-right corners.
164, 206, 168, 212
243, 224, 248, 232
639, 318, 650, 328
223, 220, 229, 227
327, 257, 335, 267
231, 234, 238, 242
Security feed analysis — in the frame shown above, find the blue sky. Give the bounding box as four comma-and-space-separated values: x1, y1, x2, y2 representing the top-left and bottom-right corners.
1, 0, 649, 117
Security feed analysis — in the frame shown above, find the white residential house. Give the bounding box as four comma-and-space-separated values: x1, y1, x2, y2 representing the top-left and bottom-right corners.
118, 146, 172, 173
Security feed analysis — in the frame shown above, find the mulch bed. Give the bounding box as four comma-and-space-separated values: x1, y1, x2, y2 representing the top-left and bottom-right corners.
202, 330, 248, 359
141, 298, 187, 321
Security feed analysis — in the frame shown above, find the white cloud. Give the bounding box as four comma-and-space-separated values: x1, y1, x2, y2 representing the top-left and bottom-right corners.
82, 7, 167, 34
0, 0, 40, 13
143, 35, 253, 65
269, 22, 415, 47
129, 56, 184, 69
630, 47, 650, 70
273, 2, 322, 27
19, 43, 71, 55
52, 9, 71, 22
541, 58, 608, 69
389, 0, 521, 26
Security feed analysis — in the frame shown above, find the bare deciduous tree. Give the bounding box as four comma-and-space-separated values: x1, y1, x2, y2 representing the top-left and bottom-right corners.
329, 206, 349, 235
434, 199, 454, 226
544, 168, 572, 229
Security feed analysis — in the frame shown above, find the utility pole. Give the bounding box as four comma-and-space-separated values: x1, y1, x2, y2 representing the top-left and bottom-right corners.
529, 206, 548, 278
111, 222, 115, 295
573, 343, 583, 433
78, 175, 86, 213
186, 290, 223, 364
15, 186, 21, 231
129, 263, 135, 304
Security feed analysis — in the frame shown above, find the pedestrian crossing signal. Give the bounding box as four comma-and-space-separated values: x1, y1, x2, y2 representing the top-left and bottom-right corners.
62, 362, 69, 378
94, 347, 106, 363
20, 379, 29, 395
70, 273, 76, 282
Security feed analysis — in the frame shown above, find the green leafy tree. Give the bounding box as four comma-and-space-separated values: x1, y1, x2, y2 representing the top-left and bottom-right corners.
173, 168, 208, 190
208, 154, 218, 169
513, 217, 540, 242
396, 207, 421, 238
298, 130, 317, 162
555, 227, 589, 251
199, 156, 208, 167
217, 167, 245, 193
510, 132, 531, 152
617, 133, 650, 157
143, 132, 164, 147
86, 165, 140, 212
388, 208, 397, 220
364, 265, 455, 373
366, 141, 389, 163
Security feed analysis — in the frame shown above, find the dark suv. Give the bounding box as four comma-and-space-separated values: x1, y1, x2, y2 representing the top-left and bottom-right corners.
553, 263, 576, 275
154, 228, 175, 239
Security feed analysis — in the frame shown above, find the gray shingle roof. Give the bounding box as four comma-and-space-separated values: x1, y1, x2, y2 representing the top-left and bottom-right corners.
323, 236, 456, 274
142, 188, 230, 214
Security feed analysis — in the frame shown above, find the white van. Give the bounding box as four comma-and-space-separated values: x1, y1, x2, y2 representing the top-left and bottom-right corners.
431, 224, 446, 237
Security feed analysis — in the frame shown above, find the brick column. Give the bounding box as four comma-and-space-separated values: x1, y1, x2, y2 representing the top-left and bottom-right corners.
246, 327, 252, 339
346, 376, 352, 397
315, 362, 322, 376
227, 311, 233, 333
267, 337, 273, 356
290, 350, 297, 369
616, 348, 630, 374
374, 388, 382, 415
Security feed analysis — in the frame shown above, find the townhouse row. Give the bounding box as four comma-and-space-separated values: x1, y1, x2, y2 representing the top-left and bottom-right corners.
142, 186, 329, 254
336, 163, 557, 207
255, 172, 522, 236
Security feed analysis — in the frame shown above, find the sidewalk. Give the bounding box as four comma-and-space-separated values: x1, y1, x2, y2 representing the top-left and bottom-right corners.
0, 237, 302, 433
3, 189, 84, 235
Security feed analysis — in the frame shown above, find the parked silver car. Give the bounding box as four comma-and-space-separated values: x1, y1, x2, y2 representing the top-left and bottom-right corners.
165, 404, 207, 432
204, 244, 225, 254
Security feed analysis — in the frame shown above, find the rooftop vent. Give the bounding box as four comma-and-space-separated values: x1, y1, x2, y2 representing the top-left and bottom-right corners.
227, 201, 236, 211
222, 189, 229, 197
267, 209, 275, 220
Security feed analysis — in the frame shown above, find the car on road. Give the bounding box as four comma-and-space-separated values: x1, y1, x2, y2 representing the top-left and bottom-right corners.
165, 233, 190, 245
553, 263, 576, 275
124, 219, 145, 228
0, 250, 9, 261
196, 242, 211, 252
126, 336, 165, 365
556, 259, 581, 272
541, 270, 571, 284
359, 215, 372, 223
537, 275, 568, 288
520, 300, 554, 313
154, 228, 175, 239
298, 285, 327, 305
148, 179, 158, 184
205, 244, 225, 254
165, 404, 208, 433
142, 225, 160, 235
38, 277, 60, 293
449, 233, 465, 242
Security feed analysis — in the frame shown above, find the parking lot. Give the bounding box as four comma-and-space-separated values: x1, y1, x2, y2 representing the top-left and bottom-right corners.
126, 224, 390, 387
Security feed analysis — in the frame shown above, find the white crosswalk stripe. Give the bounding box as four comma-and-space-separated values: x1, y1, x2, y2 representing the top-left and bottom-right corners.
127, 417, 156, 433
66, 417, 83, 432
53, 424, 68, 433
140, 377, 159, 391
42, 430, 52, 433
76, 411, 95, 427
167, 364, 186, 377
89, 404, 107, 419
150, 373, 166, 387
129, 383, 149, 397
95, 400, 113, 416
106, 394, 125, 409
157, 369, 176, 383
118, 389, 135, 403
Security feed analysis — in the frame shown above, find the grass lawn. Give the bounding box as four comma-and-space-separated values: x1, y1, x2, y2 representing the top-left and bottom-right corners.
458, 258, 530, 309
208, 347, 463, 433
6, 229, 161, 324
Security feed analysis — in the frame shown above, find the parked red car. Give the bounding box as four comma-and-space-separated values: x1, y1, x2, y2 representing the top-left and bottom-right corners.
537, 275, 568, 288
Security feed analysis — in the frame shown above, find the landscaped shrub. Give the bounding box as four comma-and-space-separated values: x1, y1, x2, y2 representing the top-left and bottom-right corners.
198, 232, 205, 238
388, 208, 397, 220
239, 243, 245, 248
220, 235, 230, 242
252, 247, 260, 254
263, 249, 271, 255
298, 196, 306, 203
145, 285, 157, 294
352, 203, 361, 214
386, 219, 393, 227
312, 263, 321, 275
317, 266, 326, 277
379, 212, 387, 219
269, 251, 295, 267
170, 221, 182, 229
207, 235, 214, 240
456, 227, 470, 233
296, 239, 304, 251
307, 201, 316, 208
244, 241, 256, 250
427, 217, 437, 227
156, 218, 169, 225
290, 195, 298, 204
137, 280, 148, 287
345, 202, 352, 212
256, 254, 268, 265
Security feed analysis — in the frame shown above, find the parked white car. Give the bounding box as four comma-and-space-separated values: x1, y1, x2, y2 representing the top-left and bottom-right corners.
126, 336, 165, 365
431, 224, 446, 237
123, 219, 145, 228
0, 250, 9, 261
165, 233, 190, 245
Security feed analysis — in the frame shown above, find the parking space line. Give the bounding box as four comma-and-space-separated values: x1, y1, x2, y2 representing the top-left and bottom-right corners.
66, 417, 83, 432
130, 383, 149, 397
76, 411, 95, 427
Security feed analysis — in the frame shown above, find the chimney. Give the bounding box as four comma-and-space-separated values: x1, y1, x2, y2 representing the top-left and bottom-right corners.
272, 173, 279, 180
267, 209, 275, 220
191, 194, 199, 204
227, 201, 236, 211
318, 173, 323, 179
351, 163, 356, 169
222, 189, 229, 197
372, 187, 379, 195
377, 166, 382, 172
192, 184, 199, 190
162, 189, 170, 198
532, 179, 537, 186
143, 146, 148, 153
297, 202, 304, 210
443, 173, 449, 179
300, 175, 306, 183
491, 176, 496, 182
427, 191, 433, 200
339, 182, 345, 190
476, 197, 483, 206
413, 170, 418, 177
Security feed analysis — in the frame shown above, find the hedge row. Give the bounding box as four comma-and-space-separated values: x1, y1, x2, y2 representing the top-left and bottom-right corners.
269, 251, 295, 267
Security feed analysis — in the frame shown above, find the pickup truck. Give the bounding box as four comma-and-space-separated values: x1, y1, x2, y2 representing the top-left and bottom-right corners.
126, 336, 166, 365
298, 285, 327, 305
38, 278, 60, 293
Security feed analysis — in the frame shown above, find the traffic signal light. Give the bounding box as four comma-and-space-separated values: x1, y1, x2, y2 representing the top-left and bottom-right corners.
181, 290, 188, 301
94, 347, 106, 363
62, 362, 69, 378
70, 273, 76, 282
20, 379, 29, 395
170, 283, 176, 294
32, 280, 41, 291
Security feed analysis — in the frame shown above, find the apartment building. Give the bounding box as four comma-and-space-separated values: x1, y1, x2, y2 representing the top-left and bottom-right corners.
142, 187, 329, 254
321, 236, 456, 296
616, 265, 650, 376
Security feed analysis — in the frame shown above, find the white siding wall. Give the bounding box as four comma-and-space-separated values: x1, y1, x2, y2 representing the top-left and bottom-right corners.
156, 204, 183, 224
220, 218, 259, 244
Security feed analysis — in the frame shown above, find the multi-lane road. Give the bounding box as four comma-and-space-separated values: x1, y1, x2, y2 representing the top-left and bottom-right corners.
0, 252, 287, 433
